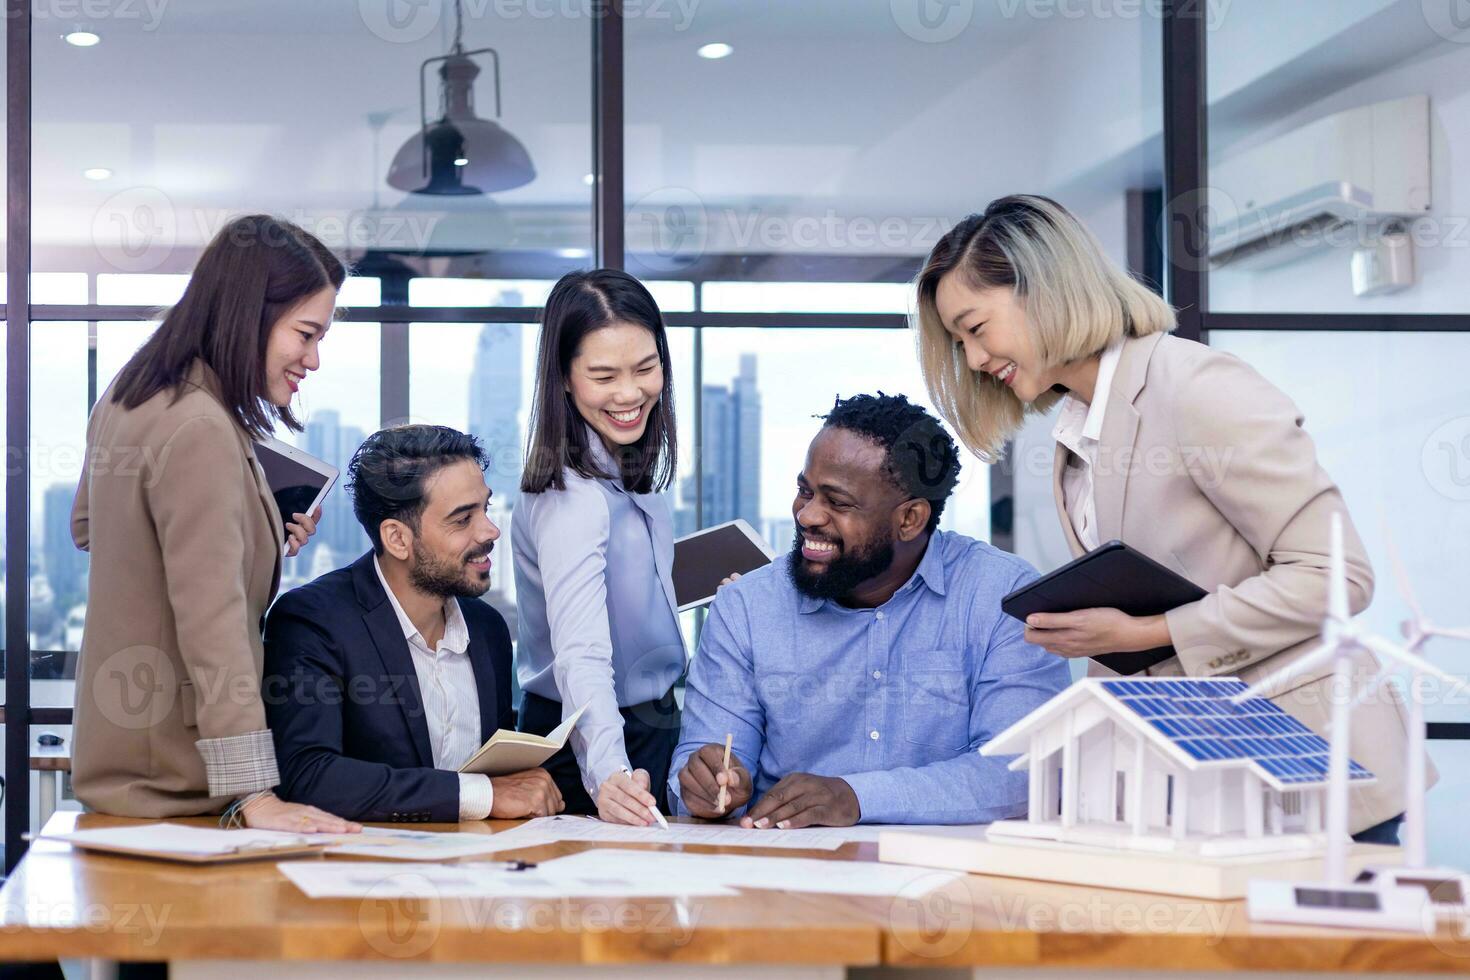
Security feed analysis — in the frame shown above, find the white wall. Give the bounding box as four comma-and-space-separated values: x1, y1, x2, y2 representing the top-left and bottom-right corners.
1211, 41, 1470, 313
1206, 0, 1402, 103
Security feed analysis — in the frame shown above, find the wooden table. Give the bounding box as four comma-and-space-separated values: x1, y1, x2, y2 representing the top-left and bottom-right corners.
2, 812, 1469, 979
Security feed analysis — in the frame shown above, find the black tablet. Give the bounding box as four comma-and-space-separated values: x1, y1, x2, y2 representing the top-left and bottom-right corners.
672, 519, 777, 611
254, 438, 338, 543
1001, 540, 1207, 675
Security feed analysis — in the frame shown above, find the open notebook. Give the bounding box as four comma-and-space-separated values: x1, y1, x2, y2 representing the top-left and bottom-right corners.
458, 705, 587, 776
44, 824, 329, 864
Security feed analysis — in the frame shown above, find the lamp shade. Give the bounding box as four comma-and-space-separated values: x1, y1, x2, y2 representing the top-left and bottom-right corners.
386, 52, 536, 195
386, 117, 535, 194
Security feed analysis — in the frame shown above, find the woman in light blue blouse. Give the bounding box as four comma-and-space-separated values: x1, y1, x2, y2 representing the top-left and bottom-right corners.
513, 269, 686, 825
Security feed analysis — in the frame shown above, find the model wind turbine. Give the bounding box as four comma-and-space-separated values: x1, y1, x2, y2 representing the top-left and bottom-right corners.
1233, 513, 1434, 931
1349, 536, 1470, 913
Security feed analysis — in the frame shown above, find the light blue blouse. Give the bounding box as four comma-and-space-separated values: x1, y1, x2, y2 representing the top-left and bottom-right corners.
512, 430, 687, 797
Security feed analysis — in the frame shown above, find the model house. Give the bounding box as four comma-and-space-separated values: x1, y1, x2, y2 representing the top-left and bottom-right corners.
981, 677, 1375, 857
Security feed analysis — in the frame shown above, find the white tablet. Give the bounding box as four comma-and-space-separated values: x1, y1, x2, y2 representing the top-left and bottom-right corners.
672, 519, 778, 612
254, 438, 338, 542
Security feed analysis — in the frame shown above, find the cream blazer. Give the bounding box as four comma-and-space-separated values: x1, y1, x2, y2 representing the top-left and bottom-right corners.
71, 361, 286, 816
1051, 331, 1425, 833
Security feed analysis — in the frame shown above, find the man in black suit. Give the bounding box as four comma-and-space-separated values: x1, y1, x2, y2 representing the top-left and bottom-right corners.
264, 425, 562, 823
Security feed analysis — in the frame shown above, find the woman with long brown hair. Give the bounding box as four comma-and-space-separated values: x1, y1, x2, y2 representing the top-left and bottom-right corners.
513, 269, 685, 826
71, 214, 360, 832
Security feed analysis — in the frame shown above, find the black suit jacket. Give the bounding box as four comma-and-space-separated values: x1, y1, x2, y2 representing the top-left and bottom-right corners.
263, 551, 514, 822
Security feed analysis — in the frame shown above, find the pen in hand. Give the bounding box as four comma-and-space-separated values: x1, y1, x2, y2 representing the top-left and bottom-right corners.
715, 732, 733, 812
648, 804, 669, 830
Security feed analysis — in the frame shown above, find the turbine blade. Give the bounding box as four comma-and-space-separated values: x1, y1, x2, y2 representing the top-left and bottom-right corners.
1328, 512, 1348, 623
1360, 635, 1420, 671
1235, 643, 1338, 701
1430, 626, 1470, 642
1362, 636, 1470, 698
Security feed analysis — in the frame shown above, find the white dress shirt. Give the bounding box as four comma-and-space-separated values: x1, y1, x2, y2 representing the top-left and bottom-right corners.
373, 557, 494, 820
1051, 343, 1124, 552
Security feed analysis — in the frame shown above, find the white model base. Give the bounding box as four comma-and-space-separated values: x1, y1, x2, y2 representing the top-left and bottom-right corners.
878, 826, 1401, 900
985, 818, 1330, 858
1354, 864, 1470, 914
1247, 879, 1429, 932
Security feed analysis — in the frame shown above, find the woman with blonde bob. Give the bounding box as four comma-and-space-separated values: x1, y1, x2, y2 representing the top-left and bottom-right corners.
912, 194, 1420, 844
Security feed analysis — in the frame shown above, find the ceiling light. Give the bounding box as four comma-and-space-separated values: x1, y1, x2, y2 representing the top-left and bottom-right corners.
386, 0, 535, 196
583, 173, 595, 186
83, 168, 113, 181
64, 31, 101, 47
697, 42, 733, 60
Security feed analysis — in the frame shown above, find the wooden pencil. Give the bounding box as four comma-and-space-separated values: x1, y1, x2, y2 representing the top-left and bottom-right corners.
716, 732, 733, 811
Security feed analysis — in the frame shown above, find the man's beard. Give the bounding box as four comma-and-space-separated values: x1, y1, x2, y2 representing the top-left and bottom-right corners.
786, 525, 895, 602
408, 543, 493, 600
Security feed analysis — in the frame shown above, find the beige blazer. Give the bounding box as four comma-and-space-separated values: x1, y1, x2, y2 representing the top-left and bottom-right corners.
1051, 331, 1425, 833
71, 361, 286, 816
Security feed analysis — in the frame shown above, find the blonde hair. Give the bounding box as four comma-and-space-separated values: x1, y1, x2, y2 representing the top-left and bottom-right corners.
913, 195, 1175, 462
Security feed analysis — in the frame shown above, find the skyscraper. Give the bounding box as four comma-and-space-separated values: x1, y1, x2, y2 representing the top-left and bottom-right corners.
732, 354, 762, 526
467, 319, 523, 509
43, 482, 88, 611
466, 314, 525, 624
304, 410, 370, 567
683, 354, 762, 530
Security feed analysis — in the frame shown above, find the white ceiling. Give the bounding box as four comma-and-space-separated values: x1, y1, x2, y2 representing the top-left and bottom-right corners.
26, 0, 1458, 270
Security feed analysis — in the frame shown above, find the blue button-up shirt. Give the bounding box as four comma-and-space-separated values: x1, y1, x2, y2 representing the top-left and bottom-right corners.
669, 530, 1069, 824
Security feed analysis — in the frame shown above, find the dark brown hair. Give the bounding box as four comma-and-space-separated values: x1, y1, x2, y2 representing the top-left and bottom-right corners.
347, 425, 489, 556
521, 269, 677, 495
111, 214, 346, 439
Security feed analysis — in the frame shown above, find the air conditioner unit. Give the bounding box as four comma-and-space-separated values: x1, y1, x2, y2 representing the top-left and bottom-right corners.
1208, 95, 1430, 269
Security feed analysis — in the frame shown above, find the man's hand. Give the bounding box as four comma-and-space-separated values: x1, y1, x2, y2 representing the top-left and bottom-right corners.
740, 773, 859, 830
597, 768, 658, 826
678, 742, 752, 819
490, 768, 564, 818
1023, 608, 1171, 658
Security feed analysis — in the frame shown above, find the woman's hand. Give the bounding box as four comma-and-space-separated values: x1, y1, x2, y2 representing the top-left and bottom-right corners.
285, 505, 322, 558
240, 791, 361, 834
718, 572, 742, 589
1024, 608, 1171, 658
596, 768, 658, 826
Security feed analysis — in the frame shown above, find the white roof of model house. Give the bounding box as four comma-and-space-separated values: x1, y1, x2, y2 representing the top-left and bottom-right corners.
981, 677, 1374, 793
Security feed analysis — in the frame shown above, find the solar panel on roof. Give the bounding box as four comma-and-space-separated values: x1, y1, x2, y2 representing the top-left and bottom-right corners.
1099, 677, 1374, 785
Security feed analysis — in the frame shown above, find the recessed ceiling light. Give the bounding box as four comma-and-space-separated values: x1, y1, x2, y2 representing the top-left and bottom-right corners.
697, 42, 733, 60
453, 157, 469, 167
83, 167, 113, 181
64, 31, 101, 47
583, 173, 595, 186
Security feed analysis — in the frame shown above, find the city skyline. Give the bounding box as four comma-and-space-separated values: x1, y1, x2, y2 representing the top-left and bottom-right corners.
676, 353, 763, 539
28, 323, 988, 663
295, 408, 370, 586
468, 302, 526, 514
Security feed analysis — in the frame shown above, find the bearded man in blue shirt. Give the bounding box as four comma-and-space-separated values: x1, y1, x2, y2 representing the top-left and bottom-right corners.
670, 393, 1068, 828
